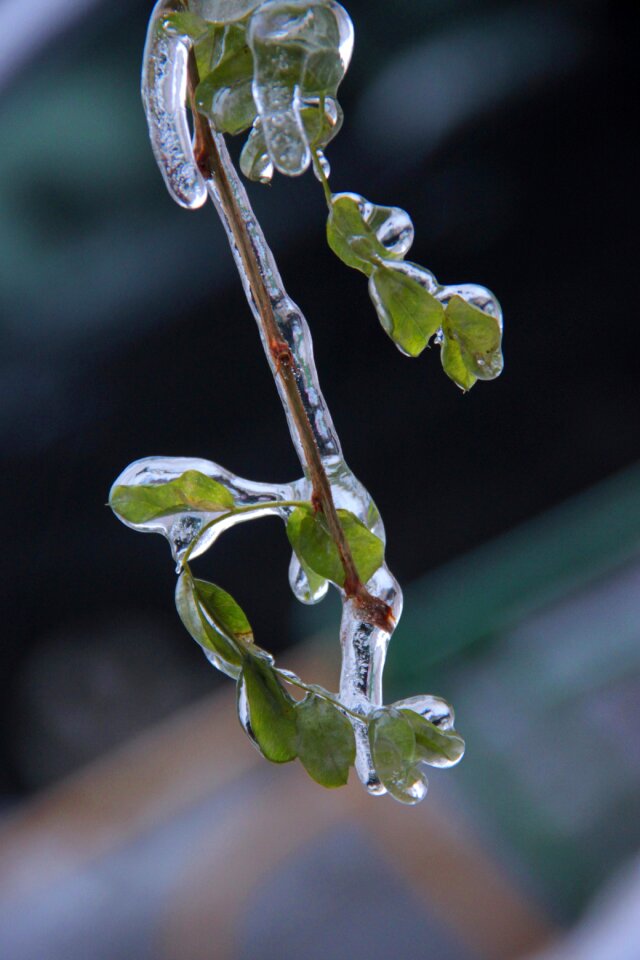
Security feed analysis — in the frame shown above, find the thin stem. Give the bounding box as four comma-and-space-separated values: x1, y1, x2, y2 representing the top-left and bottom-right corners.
181, 499, 302, 566
186, 51, 392, 631
275, 668, 370, 725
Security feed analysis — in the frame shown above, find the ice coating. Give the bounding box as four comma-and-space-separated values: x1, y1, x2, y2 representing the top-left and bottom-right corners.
205, 134, 402, 790
128, 5, 459, 800
248, 0, 351, 176
360, 198, 415, 258
240, 121, 275, 183
110, 455, 294, 563
330, 0, 354, 70
142, 0, 208, 209
436, 281, 503, 329
394, 694, 455, 731
191, 0, 263, 22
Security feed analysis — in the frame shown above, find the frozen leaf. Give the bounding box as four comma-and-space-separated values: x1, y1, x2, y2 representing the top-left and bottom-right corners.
301, 95, 343, 150
392, 694, 455, 730
194, 578, 254, 643
286, 506, 384, 587
238, 656, 298, 762
110, 470, 235, 523
327, 193, 413, 276
296, 694, 355, 786
444, 295, 503, 381
201, 78, 257, 133
440, 332, 477, 391
175, 572, 244, 676
248, 1, 350, 175
195, 23, 257, 133
368, 708, 428, 805
400, 709, 465, 768
369, 263, 445, 357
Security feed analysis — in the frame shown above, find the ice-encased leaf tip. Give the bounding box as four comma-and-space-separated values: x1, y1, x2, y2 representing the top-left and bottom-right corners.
142, 0, 208, 209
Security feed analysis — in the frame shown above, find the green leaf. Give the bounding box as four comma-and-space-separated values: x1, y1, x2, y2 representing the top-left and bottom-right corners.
369, 708, 428, 805
369, 264, 445, 358
195, 23, 257, 133
198, 22, 253, 86
250, 2, 344, 98
195, 25, 226, 78
440, 332, 477, 391
296, 695, 355, 787
110, 470, 235, 524
301, 46, 343, 98
444, 295, 503, 381
327, 194, 403, 276
286, 507, 384, 587
175, 572, 243, 677
199, 78, 257, 134
400, 710, 465, 768
239, 656, 298, 762
194, 579, 253, 644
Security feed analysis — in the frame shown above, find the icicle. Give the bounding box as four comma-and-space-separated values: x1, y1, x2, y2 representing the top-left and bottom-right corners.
142, 0, 208, 209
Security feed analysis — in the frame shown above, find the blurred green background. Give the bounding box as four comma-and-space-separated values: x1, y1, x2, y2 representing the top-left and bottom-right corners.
1, 1, 638, 957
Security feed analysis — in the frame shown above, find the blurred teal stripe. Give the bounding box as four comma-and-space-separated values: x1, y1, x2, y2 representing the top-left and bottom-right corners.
387, 464, 640, 685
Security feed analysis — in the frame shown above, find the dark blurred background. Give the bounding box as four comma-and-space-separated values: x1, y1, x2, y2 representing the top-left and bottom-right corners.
1, 1, 639, 957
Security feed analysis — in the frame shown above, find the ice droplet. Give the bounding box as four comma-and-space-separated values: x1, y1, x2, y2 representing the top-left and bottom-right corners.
393, 694, 455, 730
437, 282, 503, 330
142, 0, 208, 210
387, 259, 439, 293
237, 673, 258, 746
313, 149, 331, 181
289, 553, 330, 604
240, 120, 275, 183
373, 206, 414, 257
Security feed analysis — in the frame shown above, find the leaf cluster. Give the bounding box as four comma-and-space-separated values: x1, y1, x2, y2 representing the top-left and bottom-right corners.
328, 193, 504, 389
164, 1, 504, 392
109, 470, 463, 799
165, 0, 350, 181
